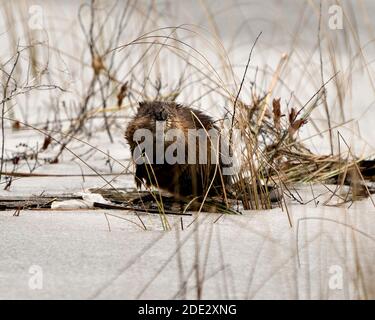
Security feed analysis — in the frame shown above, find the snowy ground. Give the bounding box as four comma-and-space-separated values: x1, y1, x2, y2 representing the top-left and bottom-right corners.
1, 0, 375, 300
1, 129, 373, 300
1, 186, 374, 300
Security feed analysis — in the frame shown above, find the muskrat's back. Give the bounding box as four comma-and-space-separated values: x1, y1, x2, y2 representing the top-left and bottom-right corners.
125, 101, 229, 197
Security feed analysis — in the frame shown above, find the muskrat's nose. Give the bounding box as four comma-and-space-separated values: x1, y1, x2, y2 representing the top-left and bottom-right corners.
155, 108, 168, 121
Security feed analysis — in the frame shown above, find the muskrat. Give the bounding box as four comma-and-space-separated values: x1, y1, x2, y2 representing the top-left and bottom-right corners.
125, 101, 231, 197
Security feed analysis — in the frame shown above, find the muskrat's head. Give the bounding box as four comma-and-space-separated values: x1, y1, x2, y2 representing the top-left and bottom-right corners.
137, 101, 172, 122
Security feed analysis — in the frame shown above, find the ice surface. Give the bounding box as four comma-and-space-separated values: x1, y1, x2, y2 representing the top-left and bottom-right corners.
1, 0, 375, 300
1, 193, 374, 299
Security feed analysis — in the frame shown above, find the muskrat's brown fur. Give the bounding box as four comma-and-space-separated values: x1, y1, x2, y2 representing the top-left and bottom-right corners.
125, 101, 230, 197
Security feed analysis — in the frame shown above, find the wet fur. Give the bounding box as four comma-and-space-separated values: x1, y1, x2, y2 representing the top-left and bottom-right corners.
125, 101, 230, 197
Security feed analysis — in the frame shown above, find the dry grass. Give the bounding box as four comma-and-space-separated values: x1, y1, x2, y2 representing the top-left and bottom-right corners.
0, 0, 374, 229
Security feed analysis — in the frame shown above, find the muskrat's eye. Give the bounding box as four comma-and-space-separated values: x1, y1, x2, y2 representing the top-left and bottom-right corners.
155, 108, 168, 121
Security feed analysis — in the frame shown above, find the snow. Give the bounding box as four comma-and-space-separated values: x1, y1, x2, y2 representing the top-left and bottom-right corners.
50, 192, 110, 209
0, 0, 375, 300
1, 189, 374, 299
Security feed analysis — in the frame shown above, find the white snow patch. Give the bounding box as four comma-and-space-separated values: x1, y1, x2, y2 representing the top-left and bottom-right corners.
51, 192, 110, 209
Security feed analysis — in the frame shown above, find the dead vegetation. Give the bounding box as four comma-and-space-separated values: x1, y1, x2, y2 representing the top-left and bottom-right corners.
0, 0, 374, 229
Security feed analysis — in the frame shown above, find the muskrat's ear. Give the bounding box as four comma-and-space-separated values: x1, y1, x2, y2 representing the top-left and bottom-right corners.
138, 101, 147, 108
